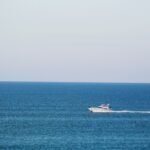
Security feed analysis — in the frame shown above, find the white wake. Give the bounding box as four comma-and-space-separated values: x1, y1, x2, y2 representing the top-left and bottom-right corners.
109, 110, 150, 114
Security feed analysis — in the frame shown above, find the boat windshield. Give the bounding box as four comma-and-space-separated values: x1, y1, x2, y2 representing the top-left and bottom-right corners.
98, 104, 110, 109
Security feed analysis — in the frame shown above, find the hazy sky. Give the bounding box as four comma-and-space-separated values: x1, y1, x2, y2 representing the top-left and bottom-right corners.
0, 0, 150, 83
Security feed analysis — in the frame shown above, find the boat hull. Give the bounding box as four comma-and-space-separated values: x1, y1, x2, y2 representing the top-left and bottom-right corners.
88, 107, 112, 113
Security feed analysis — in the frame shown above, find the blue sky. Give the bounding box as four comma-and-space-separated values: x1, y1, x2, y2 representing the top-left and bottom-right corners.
0, 0, 150, 82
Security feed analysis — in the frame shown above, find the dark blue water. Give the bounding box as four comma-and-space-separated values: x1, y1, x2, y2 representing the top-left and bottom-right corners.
0, 82, 150, 150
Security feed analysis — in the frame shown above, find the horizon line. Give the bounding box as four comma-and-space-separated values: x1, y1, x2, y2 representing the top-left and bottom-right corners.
0, 80, 150, 84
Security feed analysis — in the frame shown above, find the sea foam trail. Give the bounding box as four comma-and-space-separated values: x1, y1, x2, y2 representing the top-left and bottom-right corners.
110, 110, 150, 114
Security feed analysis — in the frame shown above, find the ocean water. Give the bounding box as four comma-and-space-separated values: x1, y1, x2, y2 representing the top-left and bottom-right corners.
0, 82, 150, 150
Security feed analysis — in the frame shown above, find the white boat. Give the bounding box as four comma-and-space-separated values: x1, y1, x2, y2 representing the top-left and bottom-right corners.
88, 104, 112, 112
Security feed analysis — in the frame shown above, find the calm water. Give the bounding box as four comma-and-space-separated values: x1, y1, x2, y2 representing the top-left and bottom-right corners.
0, 82, 150, 150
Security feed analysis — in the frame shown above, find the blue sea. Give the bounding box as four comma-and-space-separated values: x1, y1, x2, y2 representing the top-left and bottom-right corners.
0, 82, 150, 150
